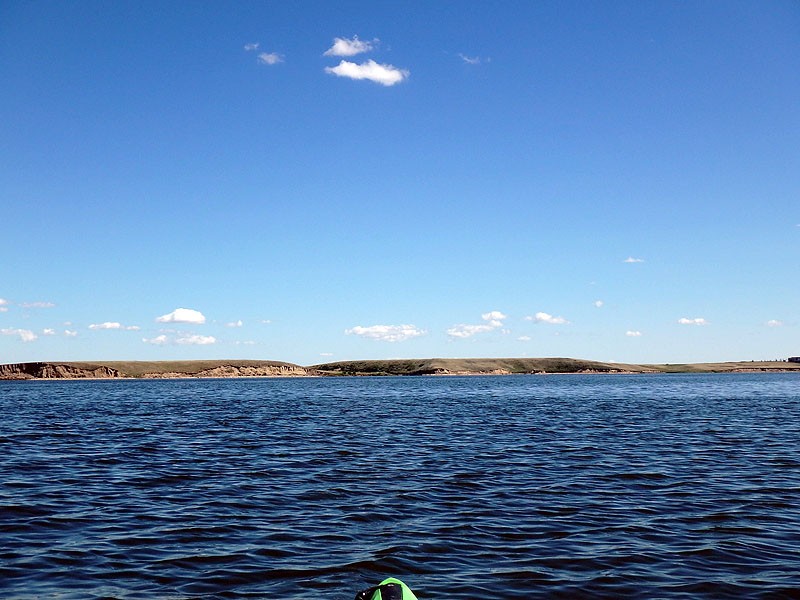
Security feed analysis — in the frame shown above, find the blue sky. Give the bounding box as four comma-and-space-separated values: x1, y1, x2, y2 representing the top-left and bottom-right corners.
1, 1, 798, 365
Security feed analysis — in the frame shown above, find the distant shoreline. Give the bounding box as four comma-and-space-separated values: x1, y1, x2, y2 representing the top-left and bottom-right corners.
1, 358, 798, 380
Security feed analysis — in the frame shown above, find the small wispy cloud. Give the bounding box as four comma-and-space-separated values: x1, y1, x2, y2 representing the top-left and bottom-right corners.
346, 324, 425, 342
0, 298, 8, 312
226, 320, 244, 328
766, 319, 784, 327
42, 328, 56, 336
1, 328, 37, 342
594, 300, 604, 308
323, 36, 377, 57
626, 330, 643, 337
156, 308, 206, 324
88, 322, 140, 331
624, 257, 645, 264
244, 42, 260, 51
678, 317, 709, 326
320, 352, 334, 357
257, 52, 283, 65
525, 312, 570, 325
325, 60, 409, 86
458, 53, 489, 65
64, 330, 78, 337
143, 334, 169, 345
517, 335, 532, 342
447, 311, 507, 339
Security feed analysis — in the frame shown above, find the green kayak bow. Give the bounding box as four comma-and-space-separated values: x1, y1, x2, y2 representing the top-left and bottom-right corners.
354, 577, 419, 600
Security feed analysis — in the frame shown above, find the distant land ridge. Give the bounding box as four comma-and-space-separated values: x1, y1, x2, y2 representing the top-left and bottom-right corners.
1, 358, 798, 379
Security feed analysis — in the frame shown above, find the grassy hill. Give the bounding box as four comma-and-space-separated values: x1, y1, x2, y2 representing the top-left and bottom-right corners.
310, 357, 657, 376
1, 358, 798, 379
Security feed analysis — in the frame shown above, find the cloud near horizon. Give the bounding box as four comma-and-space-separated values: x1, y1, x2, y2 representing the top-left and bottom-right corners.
156, 308, 206, 324
176, 334, 217, 345
325, 60, 409, 86
526, 312, 570, 325
448, 310, 507, 339
20, 301, 55, 308
89, 322, 140, 331
346, 324, 425, 342
678, 317, 709, 326
323, 36, 377, 57
624, 257, 645, 263
1, 328, 37, 342
142, 333, 217, 345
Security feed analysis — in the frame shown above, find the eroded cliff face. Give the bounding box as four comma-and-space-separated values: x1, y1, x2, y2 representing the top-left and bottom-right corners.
142, 364, 310, 378
0, 363, 123, 379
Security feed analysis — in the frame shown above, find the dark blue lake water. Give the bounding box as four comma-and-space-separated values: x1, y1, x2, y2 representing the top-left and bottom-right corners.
2, 374, 800, 599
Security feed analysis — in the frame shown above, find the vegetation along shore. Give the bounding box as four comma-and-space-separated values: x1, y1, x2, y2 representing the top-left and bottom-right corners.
1, 358, 799, 380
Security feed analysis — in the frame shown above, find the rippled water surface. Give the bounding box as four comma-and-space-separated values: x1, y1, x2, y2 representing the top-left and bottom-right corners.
2, 374, 800, 599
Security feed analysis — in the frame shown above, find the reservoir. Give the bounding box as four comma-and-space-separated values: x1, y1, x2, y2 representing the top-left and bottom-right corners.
1, 374, 799, 598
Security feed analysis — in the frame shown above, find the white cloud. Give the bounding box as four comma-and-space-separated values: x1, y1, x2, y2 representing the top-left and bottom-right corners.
244, 42, 259, 51
766, 319, 784, 327
346, 324, 425, 342
20, 301, 55, 308
1, 328, 37, 342
0, 307, 7, 313
626, 330, 643, 337
126, 325, 140, 331
482, 310, 507, 320
517, 335, 532, 342
526, 312, 570, 325
226, 320, 244, 328
481, 310, 507, 327
257, 52, 283, 65
594, 300, 604, 308
43, 328, 56, 335
156, 308, 206, 324
325, 59, 409, 86
176, 334, 217, 345
260, 319, 272, 324
678, 317, 709, 326
0, 298, 8, 311
320, 352, 334, 357
323, 36, 377, 57
143, 335, 169, 345
64, 330, 78, 337
624, 257, 645, 263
